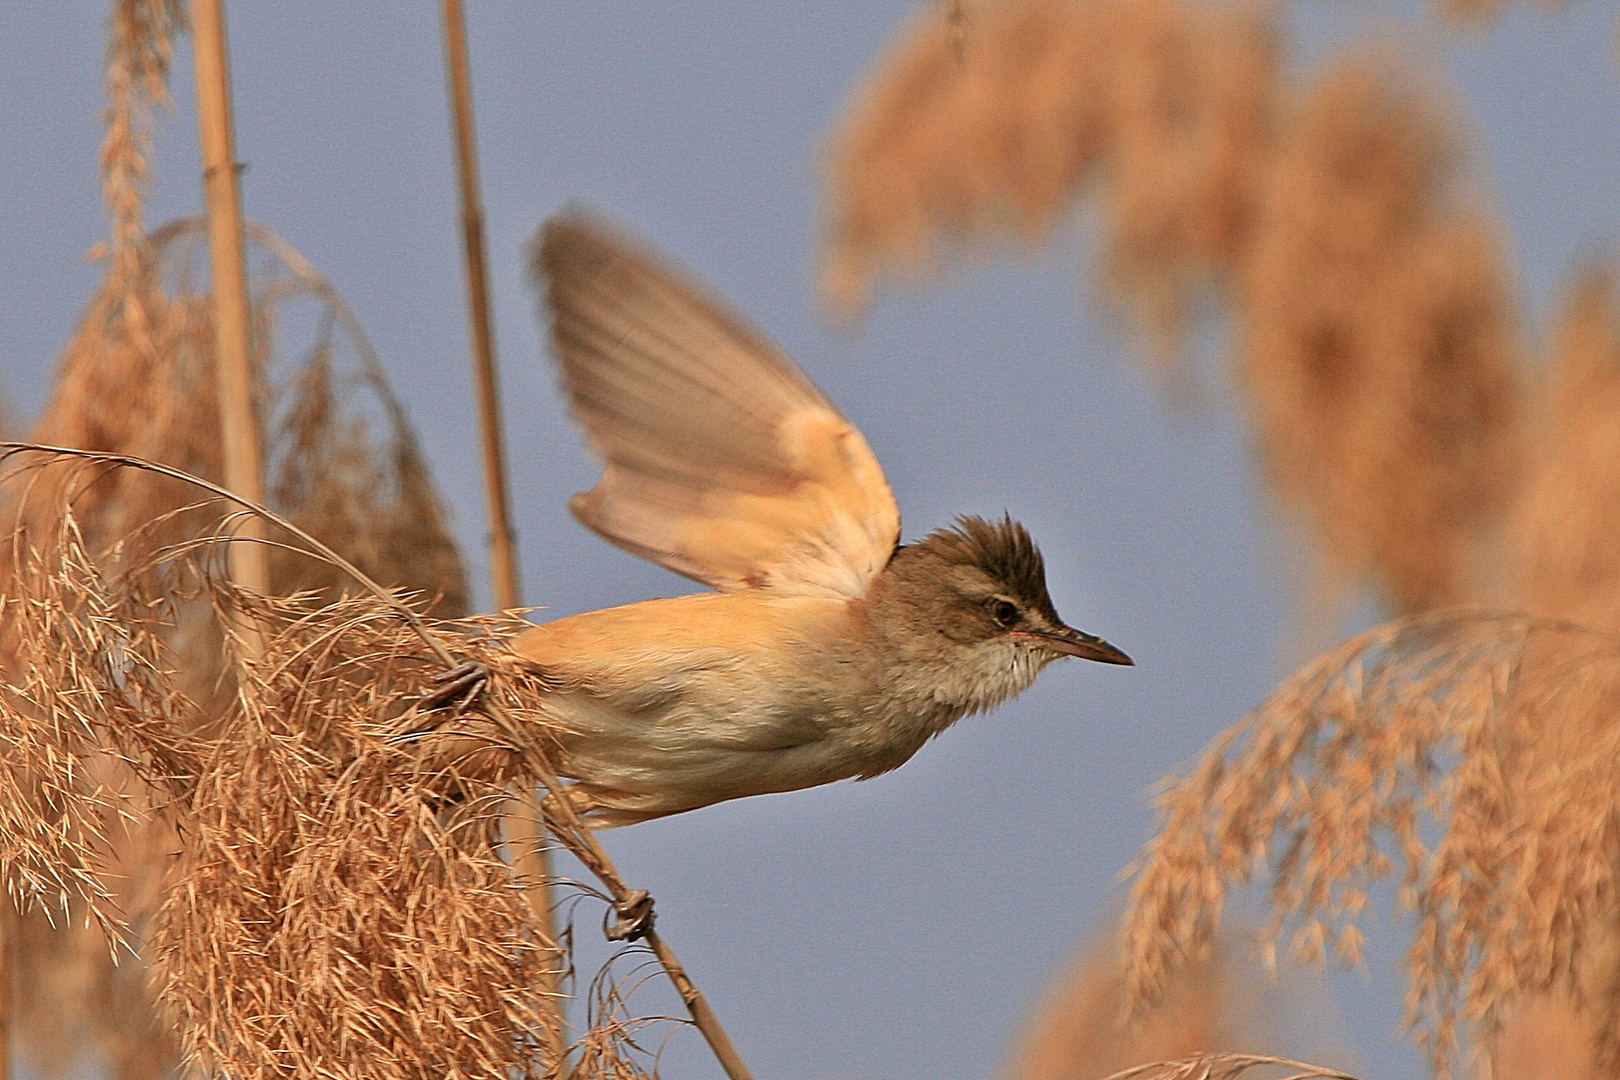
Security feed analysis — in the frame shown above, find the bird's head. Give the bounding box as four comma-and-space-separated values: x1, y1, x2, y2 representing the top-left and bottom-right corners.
869, 515, 1131, 715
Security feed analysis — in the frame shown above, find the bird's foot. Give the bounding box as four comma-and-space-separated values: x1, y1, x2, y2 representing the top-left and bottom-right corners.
419, 660, 490, 716
605, 890, 656, 942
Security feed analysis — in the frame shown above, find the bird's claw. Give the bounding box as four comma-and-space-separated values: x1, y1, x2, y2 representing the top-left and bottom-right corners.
605, 890, 655, 942
420, 660, 490, 716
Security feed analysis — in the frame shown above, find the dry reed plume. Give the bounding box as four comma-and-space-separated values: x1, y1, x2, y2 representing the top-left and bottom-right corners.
828, 7, 1619, 1078
1097, 1056, 1359, 1080
1237, 60, 1519, 614
238, 218, 470, 617
821, 0, 1274, 373
1484, 989, 1611, 1080
1119, 611, 1620, 1077
7, 217, 473, 1078
99, 0, 185, 294
1476, 269, 1620, 1080
19, 72, 467, 1076
823, 3, 1522, 614
0, 450, 602, 1078
10, 7, 199, 1069
1434, 0, 1571, 22
1001, 927, 1292, 1080
152, 595, 558, 1078
13, 4, 478, 1071
8, 766, 181, 1080
1506, 267, 1620, 630
0, 445, 748, 1079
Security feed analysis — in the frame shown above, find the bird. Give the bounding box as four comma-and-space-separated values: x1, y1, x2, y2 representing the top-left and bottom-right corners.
482, 212, 1131, 828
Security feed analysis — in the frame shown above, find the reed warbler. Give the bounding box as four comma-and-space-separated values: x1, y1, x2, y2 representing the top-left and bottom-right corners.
439, 212, 1132, 828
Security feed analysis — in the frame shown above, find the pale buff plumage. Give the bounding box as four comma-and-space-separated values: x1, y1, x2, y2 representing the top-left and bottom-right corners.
511, 213, 1129, 827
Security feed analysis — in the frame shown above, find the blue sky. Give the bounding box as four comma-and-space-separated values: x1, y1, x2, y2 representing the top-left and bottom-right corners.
4, 3, 1620, 1078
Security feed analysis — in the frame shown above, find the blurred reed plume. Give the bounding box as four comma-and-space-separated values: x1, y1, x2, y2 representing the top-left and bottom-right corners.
830, 6, 1615, 1078
1097, 1056, 1358, 1080
823, 2, 1522, 615
0, 451, 579, 1078
822, 0, 1275, 373
1478, 269, 1620, 1079
1237, 60, 1519, 615
1119, 611, 1620, 1078
1485, 988, 1610, 1080
1506, 267, 1620, 630
1001, 927, 1288, 1080
31, 220, 222, 555
1438, 0, 1505, 17
1434, 0, 1570, 22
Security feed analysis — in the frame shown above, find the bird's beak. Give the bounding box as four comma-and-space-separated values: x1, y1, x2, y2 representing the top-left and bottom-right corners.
1018, 626, 1134, 665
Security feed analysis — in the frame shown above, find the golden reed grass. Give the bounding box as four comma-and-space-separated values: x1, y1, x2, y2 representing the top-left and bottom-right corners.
0, 445, 734, 1078
1434, 0, 1569, 22
8, 768, 180, 1080
7, 219, 475, 1079
1237, 59, 1519, 615
1097, 1056, 1358, 1080
1000, 927, 1282, 1080
821, 0, 1273, 373
1473, 269, 1620, 1080
828, 6, 1620, 1078
16, 9, 468, 1061
11, 4, 200, 1071
823, 2, 1521, 614
1506, 267, 1620, 630
98, 0, 185, 295
1119, 612, 1620, 1078
11, 4, 628, 1075
0, 452, 572, 1078
1124, 242, 1620, 1080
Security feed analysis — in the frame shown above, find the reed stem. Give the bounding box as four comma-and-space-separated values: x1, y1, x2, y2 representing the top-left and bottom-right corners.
439, 0, 521, 611
436, 2, 567, 1070
190, 0, 269, 644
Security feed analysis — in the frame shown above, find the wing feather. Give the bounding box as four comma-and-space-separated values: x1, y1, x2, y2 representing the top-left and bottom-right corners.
533, 212, 900, 598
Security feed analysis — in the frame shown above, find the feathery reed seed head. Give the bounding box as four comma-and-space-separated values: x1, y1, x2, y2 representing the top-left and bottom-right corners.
6, 218, 472, 1073
0, 455, 582, 1078
1120, 612, 1620, 1077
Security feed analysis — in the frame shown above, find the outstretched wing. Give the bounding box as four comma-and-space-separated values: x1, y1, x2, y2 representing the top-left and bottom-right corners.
533, 212, 900, 599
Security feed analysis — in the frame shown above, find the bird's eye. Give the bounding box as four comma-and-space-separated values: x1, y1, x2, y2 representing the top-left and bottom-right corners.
990, 599, 1019, 627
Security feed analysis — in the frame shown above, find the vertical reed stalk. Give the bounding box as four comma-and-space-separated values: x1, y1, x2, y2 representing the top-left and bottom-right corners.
190, 0, 270, 618
437, 0, 563, 1068
440, 0, 521, 609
